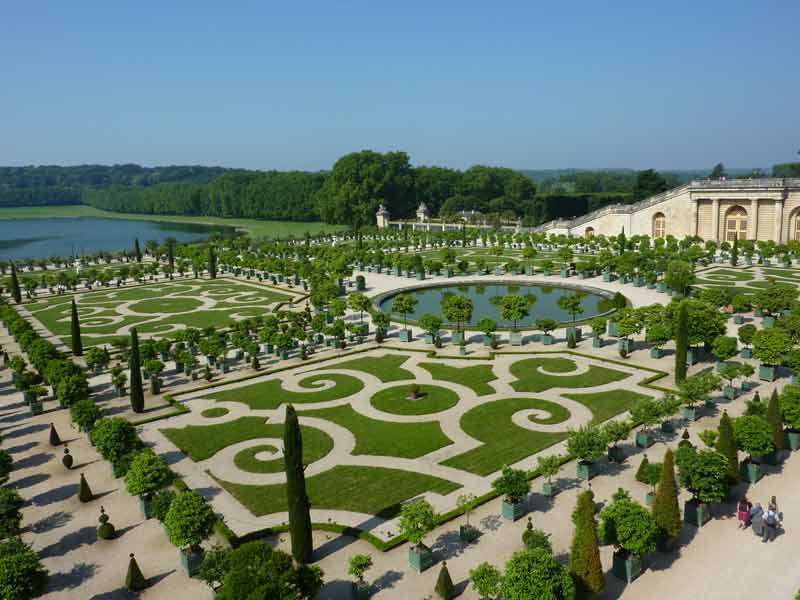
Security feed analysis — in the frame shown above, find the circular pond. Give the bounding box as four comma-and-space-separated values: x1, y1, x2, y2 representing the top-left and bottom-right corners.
376, 281, 615, 328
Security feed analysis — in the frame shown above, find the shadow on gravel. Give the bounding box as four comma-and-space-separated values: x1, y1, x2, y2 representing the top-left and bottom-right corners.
48, 562, 98, 592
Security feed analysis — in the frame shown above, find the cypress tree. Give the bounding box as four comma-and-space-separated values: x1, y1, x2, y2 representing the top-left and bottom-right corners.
49, 423, 61, 446
284, 404, 312, 563
767, 389, 785, 452
569, 489, 604, 599
731, 236, 739, 267
79, 473, 93, 502
208, 245, 217, 279
674, 301, 689, 383
134, 238, 142, 263
167, 240, 175, 272
129, 328, 144, 413
125, 553, 147, 591
10, 263, 21, 305
70, 298, 83, 356
652, 448, 681, 546
434, 561, 456, 600
716, 410, 739, 483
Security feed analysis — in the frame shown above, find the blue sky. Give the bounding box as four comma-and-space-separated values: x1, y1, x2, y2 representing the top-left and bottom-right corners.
2, 1, 798, 171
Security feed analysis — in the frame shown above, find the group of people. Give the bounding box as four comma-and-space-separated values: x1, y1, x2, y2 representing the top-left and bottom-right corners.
737, 496, 782, 542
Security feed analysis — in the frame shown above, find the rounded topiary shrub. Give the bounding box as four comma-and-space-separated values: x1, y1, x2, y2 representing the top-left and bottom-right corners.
164, 491, 216, 551
91, 418, 138, 463
151, 489, 177, 523
97, 506, 115, 540
124, 449, 173, 498
0, 537, 48, 600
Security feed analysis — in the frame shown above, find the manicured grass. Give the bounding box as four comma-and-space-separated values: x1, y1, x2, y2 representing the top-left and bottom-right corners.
700, 269, 754, 281
214, 465, 460, 518
510, 357, 629, 393
564, 389, 653, 424
201, 407, 229, 418
0, 205, 347, 239
207, 373, 364, 410
233, 444, 283, 473
442, 397, 571, 475
329, 354, 414, 382
762, 268, 800, 279
129, 297, 204, 314
303, 404, 452, 458
419, 362, 497, 395
161, 416, 332, 463
370, 384, 459, 415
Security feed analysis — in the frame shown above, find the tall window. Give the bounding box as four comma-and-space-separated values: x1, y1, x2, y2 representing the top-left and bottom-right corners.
794, 218, 800, 242
725, 207, 747, 241
652, 213, 666, 239
585, 227, 594, 238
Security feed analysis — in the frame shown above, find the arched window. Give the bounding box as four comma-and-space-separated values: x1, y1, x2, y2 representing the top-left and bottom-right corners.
585, 227, 594, 238
795, 218, 800, 242
724, 206, 747, 241
652, 213, 666, 239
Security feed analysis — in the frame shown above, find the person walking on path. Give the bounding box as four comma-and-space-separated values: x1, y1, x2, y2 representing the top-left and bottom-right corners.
763, 506, 779, 542
768, 496, 778, 513
750, 503, 764, 538
738, 497, 752, 529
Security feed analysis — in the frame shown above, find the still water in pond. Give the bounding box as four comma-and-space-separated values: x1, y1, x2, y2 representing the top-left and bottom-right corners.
0, 217, 232, 259
378, 283, 612, 327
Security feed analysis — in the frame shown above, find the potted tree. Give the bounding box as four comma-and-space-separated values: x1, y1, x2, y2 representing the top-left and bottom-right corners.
500, 294, 532, 346
125, 449, 173, 518
165, 490, 217, 576
391, 294, 417, 342
196, 544, 231, 597
635, 456, 662, 506
442, 294, 472, 347
146, 359, 165, 394
780, 385, 800, 451
91, 417, 139, 477
733, 415, 775, 483
675, 446, 728, 527
599, 491, 659, 583
567, 424, 607, 480
711, 336, 738, 372
677, 372, 721, 421
70, 398, 103, 435
738, 323, 756, 359
719, 362, 745, 400
646, 323, 670, 359
26, 384, 46, 415
456, 493, 479, 542
419, 313, 442, 346
535, 318, 558, 345
110, 365, 127, 397
556, 292, 584, 340
492, 466, 530, 521
753, 328, 791, 382
537, 454, 561, 498
469, 562, 502, 600
399, 499, 437, 572
591, 317, 606, 348
630, 397, 662, 448
348, 554, 373, 600
603, 419, 630, 464
731, 295, 750, 324
615, 308, 643, 355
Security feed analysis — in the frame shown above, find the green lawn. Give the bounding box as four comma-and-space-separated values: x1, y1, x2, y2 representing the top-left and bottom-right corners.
214, 465, 460, 519
129, 297, 204, 314
370, 384, 459, 415
326, 354, 414, 382
200, 407, 229, 418
442, 397, 571, 475
510, 357, 629, 393
161, 416, 333, 463
419, 362, 497, 395
565, 389, 653, 424
233, 445, 283, 473
207, 373, 364, 410
303, 404, 452, 458
0, 205, 347, 239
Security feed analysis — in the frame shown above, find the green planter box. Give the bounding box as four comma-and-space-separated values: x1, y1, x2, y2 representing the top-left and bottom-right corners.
733, 315, 744, 324
723, 385, 736, 401
423, 333, 434, 344
416, 272, 425, 280
661, 420, 674, 433
740, 347, 752, 359
657, 282, 666, 293
399, 330, 411, 342
459, 524, 480, 543
786, 430, 800, 451
29, 400, 43, 415
603, 272, 613, 282
607, 445, 625, 463
593, 336, 603, 348
635, 431, 654, 449
139, 495, 153, 519
501, 500, 526, 521
111, 461, 126, 478
682, 406, 699, 421
763, 316, 775, 328
576, 461, 595, 481
510, 332, 523, 346
742, 460, 762, 484
650, 347, 662, 359
607, 321, 620, 337
618, 338, 634, 353
408, 545, 434, 572
645, 491, 656, 507
611, 551, 642, 583
180, 548, 204, 577
560, 268, 569, 278
684, 500, 710, 528
686, 348, 698, 365
483, 335, 495, 347
451, 331, 465, 345
541, 481, 556, 498
541, 334, 554, 345
759, 365, 776, 382
567, 326, 582, 341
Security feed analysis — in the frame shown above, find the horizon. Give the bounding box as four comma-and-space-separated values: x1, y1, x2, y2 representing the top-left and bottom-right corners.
2, 2, 799, 170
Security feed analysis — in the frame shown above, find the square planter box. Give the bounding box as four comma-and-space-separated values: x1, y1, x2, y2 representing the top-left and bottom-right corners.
650, 347, 662, 359
754, 308, 763, 317
541, 334, 554, 345
415, 272, 425, 280
510, 332, 523, 346
618, 338, 634, 353
723, 385, 736, 401
661, 420, 674, 433
603, 272, 613, 282
657, 282, 666, 293
501, 500, 526, 521
733, 315, 744, 324
180, 548, 204, 577
560, 268, 569, 278
399, 330, 412, 342
742, 460, 762, 484
592, 336, 603, 348
611, 551, 642, 584
351, 582, 371, 600
759, 365, 776, 382
566, 326, 582, 341
111, 461, 126, 478
459, 524, 480, 543
541, 481, 556, 498
762, 316, 776, 328
607, 321, 620, 337
483, 335, 495, 347
684, 500, 711, 528
576, 461, 595, 481
786, 430, 800, 451
607, 445, 625, 463
408, 545, 434, 572
646, 491, 657, 507
29, 401, 43, 416
542, 270, 552, 277
740, 347, 752, 359
635, 431, 654, 449
423, 334, 435, 344
682, 406, 699, 421
451, 332, 465, 345
139, 496, 153, 519
686, 348, 698, 365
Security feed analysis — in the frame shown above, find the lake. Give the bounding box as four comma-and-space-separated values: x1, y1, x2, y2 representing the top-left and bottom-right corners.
0, 217, 233, 260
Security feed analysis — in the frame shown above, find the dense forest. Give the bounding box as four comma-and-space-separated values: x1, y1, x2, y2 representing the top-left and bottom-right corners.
2, 157, 797, 227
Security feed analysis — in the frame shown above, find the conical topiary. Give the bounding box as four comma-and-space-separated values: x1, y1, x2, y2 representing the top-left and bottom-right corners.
569, 489, 604, 598
79, 473, 93, 503
678, 428, 692, 449
97, 505, 115, 539
125, 553, 147, 591
434, 561, 456, 600
62, 446, 73, 469
635, 455, 650, 483
767, 389, 785, 452
716, 411, 739, 483
652, 448, 681, 546
49, 423, 61, 446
